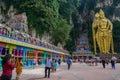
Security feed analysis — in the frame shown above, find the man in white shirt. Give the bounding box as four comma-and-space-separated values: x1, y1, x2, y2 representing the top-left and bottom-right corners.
112, 56, 117, 61
44, 56, 52, 78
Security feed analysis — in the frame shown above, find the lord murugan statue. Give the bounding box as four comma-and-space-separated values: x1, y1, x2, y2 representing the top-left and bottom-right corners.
92, 9, 114, 54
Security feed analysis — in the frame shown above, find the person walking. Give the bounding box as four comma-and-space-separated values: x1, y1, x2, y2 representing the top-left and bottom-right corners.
51, 58, 55, 72
58, 59, 61, 66
1, 54, 14, 80
101, 58, 106, 68
111, 56, 117, 69
67, 58, 72, 70
105, 58, 109, 65
94, 58, 98, 66
16, 58, 23, 80
54, 59, 58, 71
44, 56, 52, 78
111, 59, 115, 69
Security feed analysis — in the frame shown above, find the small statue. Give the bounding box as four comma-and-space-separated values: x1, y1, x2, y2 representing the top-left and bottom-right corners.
22, 13, 28, 33
7, 5, 16, 18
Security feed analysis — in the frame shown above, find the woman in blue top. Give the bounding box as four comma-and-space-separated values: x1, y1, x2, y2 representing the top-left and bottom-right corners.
54, 59, 58, 71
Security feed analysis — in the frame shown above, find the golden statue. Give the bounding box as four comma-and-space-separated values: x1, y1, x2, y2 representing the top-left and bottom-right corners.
92, 9, 114, 54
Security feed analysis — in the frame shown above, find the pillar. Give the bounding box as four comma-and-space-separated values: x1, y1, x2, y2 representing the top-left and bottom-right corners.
6, 44, 16, 54
0, 57, 2, 71
19, 50, 23, 56
35, 50, 38, 66
52, 53, 55, 58
43, 51, 47, 64
0, 47, 3, 55
48, 52, 52, 58
60, 55, 63, 61
22, 48, 27, 66
27, 57, 31, 67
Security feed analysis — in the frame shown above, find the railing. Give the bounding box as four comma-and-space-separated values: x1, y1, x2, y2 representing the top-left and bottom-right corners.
0, 28, 69, 54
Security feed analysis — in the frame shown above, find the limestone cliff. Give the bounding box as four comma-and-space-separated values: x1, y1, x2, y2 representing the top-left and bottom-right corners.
70, 0, 120, 52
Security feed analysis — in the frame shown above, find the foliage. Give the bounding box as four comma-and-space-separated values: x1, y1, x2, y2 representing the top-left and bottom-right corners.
113, 21, 120, 53
3, 0, 72, 48
58, 0, 74, 22
64, 38, 75, 53
64, 27, 77, 53
52, 18, 71, 46
20, 0, 58, 36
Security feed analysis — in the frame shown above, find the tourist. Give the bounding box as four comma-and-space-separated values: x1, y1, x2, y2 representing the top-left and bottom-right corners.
67, 57, 72, 70
111, 59, 115, 69
54, 59, 58, 71
89, 59, 92, 66
94, 58, 98, 66
16, 58, 23, 80
51, 58, 55, 72
105, 58, 109, 65
101, 58, 106, 68
63, 58, 65, 63
92, 59, 95, 66
111, 56, 117, 69
85, 58, 89, 64
1, 54, 14, 80
44, 56, 52, 78
58, 59, 61, 66
80, 58, 83, 63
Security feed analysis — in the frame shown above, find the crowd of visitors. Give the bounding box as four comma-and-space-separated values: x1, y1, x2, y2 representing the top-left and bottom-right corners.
0, 54, 118, 80
0, 53, 68, 80
75, 56, 117, 70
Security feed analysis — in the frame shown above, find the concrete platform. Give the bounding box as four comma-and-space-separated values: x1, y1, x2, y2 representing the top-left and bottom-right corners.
1, 63, 120, 80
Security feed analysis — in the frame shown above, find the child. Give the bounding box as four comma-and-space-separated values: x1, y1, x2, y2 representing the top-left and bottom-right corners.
16, 58, 23, 80
54, 59, 58, 71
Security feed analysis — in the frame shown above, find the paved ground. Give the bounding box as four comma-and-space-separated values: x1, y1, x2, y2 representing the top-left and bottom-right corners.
1, 63, 120, 80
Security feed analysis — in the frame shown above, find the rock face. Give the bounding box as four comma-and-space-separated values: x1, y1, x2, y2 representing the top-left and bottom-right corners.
70, 0, 120, 53
72, 0, 120, 33
84, 0, 120, 21
112, 8, 120, 21
96, 0, 113, 7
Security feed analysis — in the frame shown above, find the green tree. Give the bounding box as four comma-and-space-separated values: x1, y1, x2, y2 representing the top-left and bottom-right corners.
3, 0, 56, 36
20, 0, 58, 37
3, 0, 72, 47
113, 21, 120, 53
52, 18, 71, 46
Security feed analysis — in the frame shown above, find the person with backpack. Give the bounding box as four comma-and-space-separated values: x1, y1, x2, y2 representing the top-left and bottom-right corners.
67, 57, 72, 70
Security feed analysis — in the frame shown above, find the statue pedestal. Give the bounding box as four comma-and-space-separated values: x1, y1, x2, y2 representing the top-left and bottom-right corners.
99, 53, 113, 58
